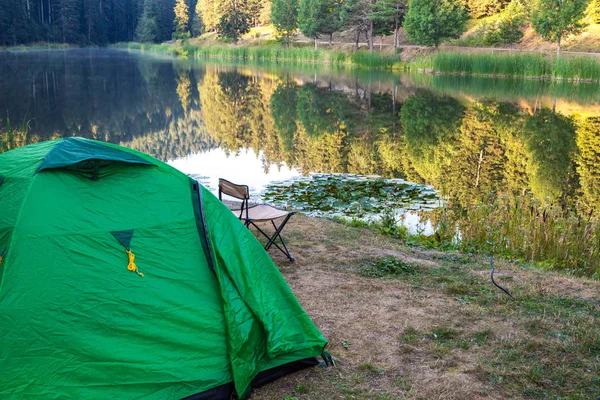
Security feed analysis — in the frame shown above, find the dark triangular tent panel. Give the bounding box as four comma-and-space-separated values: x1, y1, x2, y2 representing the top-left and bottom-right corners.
111, 229, 134, 250
35, 137, 155, 173
0, 138, 327, 399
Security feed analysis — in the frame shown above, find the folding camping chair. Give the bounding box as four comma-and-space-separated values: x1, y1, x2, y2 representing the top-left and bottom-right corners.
218, 178, 296, 262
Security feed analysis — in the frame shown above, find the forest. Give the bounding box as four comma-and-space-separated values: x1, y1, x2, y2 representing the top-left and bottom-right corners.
1, 0, 599, 53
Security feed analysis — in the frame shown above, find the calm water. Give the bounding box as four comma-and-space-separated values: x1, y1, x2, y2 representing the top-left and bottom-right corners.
2, 48, 600, 224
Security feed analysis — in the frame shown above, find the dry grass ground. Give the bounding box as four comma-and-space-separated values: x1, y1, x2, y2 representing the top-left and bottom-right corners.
248, 214, 600, 400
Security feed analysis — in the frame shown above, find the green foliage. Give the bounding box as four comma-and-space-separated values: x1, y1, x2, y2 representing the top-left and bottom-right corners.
298, 0, 340, 42
442, 192, 600, 276
590, 0, 600, 23
299, 0, 324, 40
216, 1, 251, 43
467, 0, 508, 19
369, 0, 406, 36
246, 0, 265, 25
531, 0, 589, 52
271, 0, 299, 43
576, 117, 600, 214
339, 0, 371, 44
357, 257, 420, 278
270, 81, 298, 151
404, 0, 469, 47
523, 109, 577, 201
476, 1, 527, 46
136, 16, 160, 43
191, 2, 205, 36
173, 0, 191, 39
199, 0, 219, 30
0, 119, 29, 153
401, 90, 464, 182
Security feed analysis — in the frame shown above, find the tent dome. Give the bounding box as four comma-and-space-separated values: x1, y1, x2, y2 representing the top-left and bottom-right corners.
0, 138, 326, 399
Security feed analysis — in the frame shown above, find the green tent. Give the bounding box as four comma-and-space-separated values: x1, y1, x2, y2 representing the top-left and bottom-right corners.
0, 138, 327, 399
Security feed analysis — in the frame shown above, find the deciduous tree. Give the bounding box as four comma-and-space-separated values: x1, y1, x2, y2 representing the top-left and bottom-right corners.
531, 0, 589, 56
404, 0, 469, 48
271, 0, 298, 45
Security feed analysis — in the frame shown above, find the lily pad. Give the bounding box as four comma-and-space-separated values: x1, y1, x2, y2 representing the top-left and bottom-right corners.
263, 174, 441, 223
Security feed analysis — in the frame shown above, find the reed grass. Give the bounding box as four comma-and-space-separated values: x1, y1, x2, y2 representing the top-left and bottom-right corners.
0, 42, 74, 51
437, 194, 600, 277
183, 43, 403, 69
0, 119, 29, 153
113, 42, 600, 80
113, 42, 404, 69
430, 52, 600, 81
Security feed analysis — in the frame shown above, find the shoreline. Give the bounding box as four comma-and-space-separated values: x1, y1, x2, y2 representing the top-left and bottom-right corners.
110, 41, 600, 82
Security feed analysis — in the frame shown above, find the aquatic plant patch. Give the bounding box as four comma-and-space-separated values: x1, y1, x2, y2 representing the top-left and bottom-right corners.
263, 174, 439, 222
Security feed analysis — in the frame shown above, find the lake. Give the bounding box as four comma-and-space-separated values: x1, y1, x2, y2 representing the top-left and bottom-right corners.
2, 48, 600, 233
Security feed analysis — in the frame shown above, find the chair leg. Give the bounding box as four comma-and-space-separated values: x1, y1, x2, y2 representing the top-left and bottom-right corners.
248, 214, 295, 262
267, 219, 294, 260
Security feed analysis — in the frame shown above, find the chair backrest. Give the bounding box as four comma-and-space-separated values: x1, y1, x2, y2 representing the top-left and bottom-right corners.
218, 178, 250, 220
218, 178, 249, 200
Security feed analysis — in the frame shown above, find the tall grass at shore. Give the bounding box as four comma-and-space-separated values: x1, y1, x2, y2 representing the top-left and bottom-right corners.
0, 119, 29, 153
0, 43, 73, 51
436, 194, 600, 277
430, 52, 600, 81
112, 42, 600, 81
184, 43, 403, 69
113, 42, 402, 69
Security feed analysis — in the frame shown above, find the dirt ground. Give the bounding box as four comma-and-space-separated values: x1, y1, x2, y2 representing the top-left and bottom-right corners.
248, 214, 600, 400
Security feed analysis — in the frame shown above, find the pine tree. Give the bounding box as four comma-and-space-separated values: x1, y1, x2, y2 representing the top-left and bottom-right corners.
173, 0, 190, 39
59, 0, 80, 43
339, 0, 371, 49
191, 0, 204, 36
136, 0, 161, 42
215, 0, 250, 43
299, 0, 340, 47
246, 0, 263, 25
198, 0, 219, 30
369, 0, 406, 49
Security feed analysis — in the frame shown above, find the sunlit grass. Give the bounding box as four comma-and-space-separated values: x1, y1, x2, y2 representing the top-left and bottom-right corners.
113, 42, 600, 80
0, 119, 29, 153
430, 52, 600, 81
113, 42, 405, 69
435, 194, 600, 277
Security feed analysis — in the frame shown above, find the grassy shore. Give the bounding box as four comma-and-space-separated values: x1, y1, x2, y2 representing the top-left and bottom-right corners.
0, 119, 28, 153
250, 214, 600, 399
0, 42, 74, 51
427, 51, 600, 82
112, 42, 403, 69
112, 41, 600, 81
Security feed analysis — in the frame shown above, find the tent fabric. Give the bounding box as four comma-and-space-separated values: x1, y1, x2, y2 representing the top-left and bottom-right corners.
0, 138, 327, 399
111, 229, 135, 250
35, 137, 155, 173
